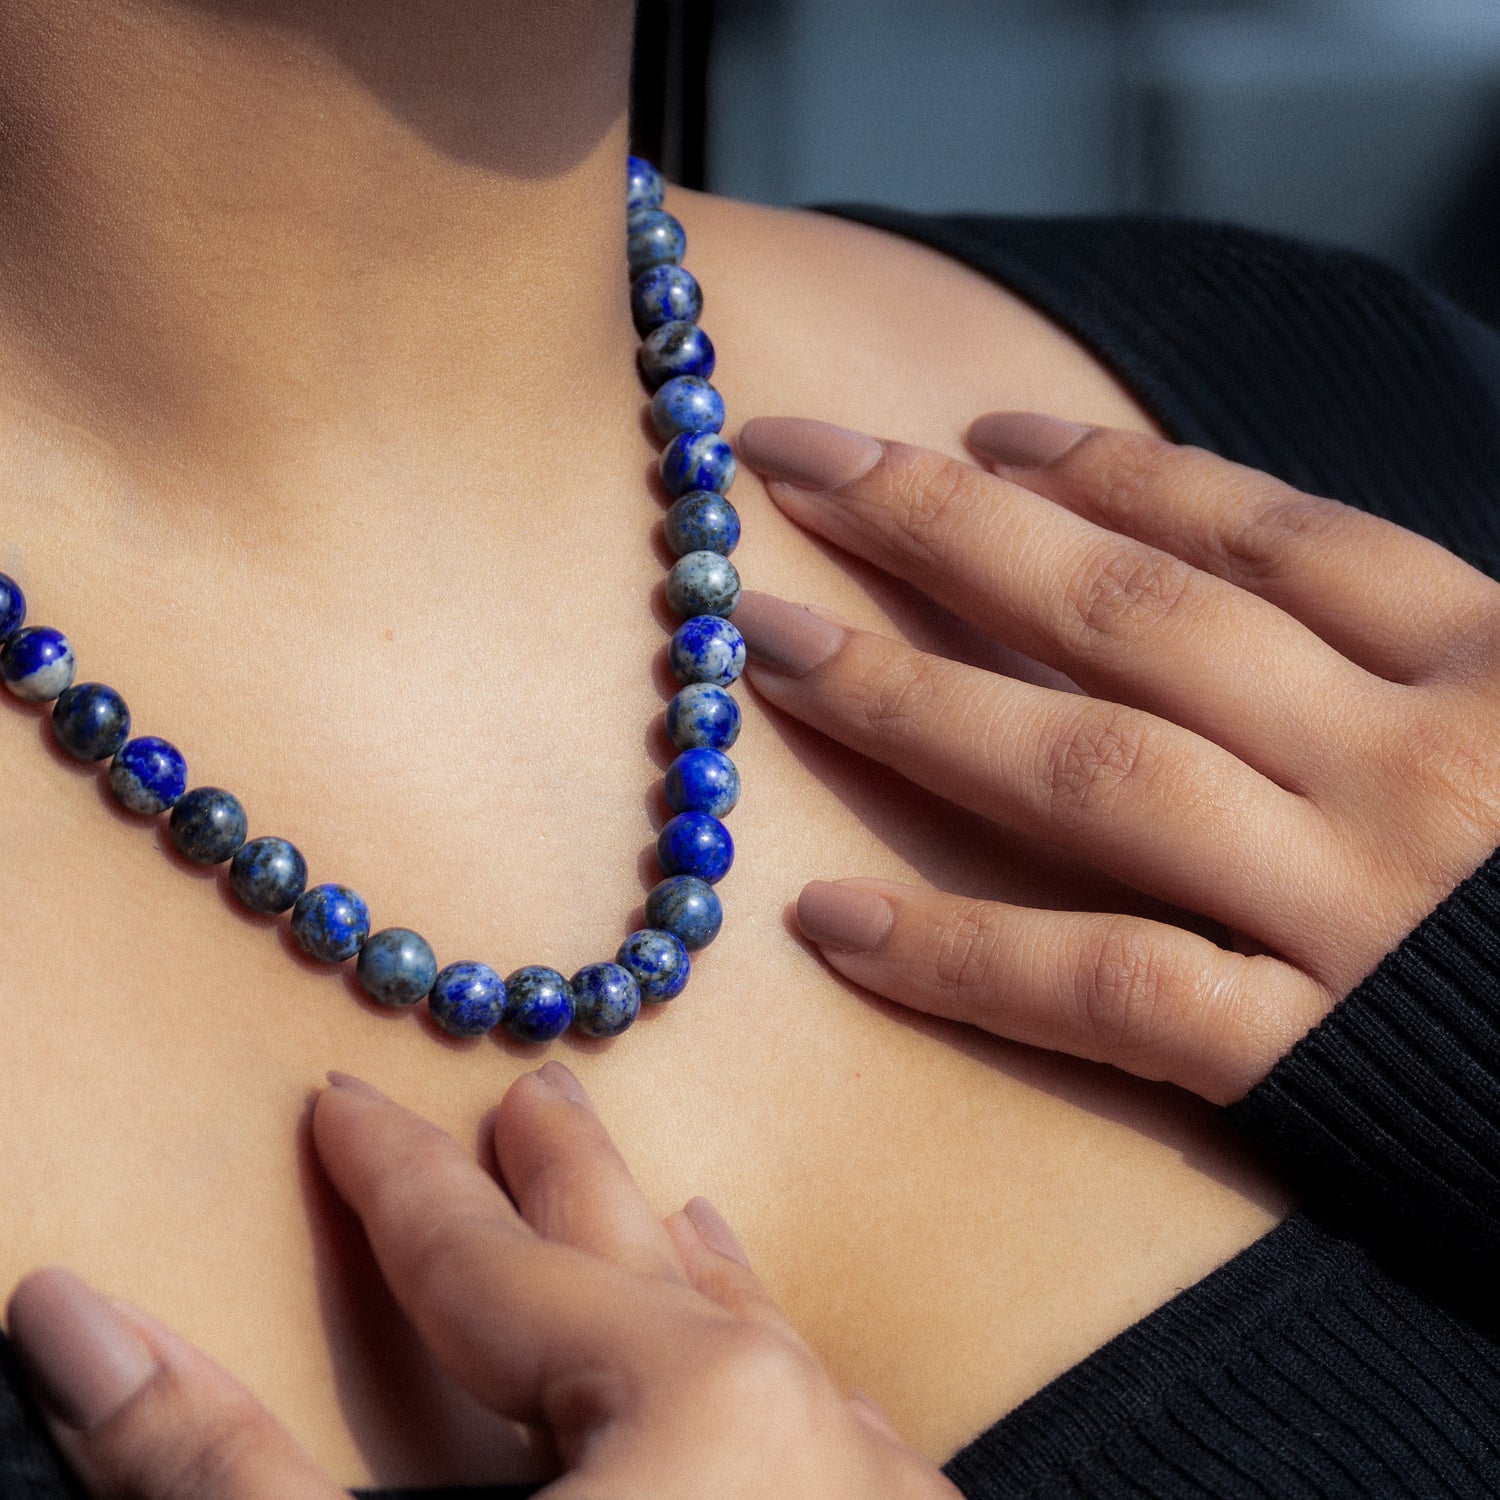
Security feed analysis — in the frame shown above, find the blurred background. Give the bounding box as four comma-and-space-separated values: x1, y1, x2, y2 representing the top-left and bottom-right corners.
630, 0, 1500, 326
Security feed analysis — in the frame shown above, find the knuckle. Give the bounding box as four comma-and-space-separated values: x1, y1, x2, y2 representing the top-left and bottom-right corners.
931, 901, 1002, 1001
1064, 543, 1201, 651
1217, 493, 1353, 587
1041, 706, 1155, 829
852, 650, 945, 743
1437, 596, 1500, 682
1077, 920, 1176, 1063
886, 451, 995, 564
1069, 430, 1190, 518
1386, 700, 1500, 849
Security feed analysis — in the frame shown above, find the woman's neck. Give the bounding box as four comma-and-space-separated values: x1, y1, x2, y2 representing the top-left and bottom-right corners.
0, 0, 642, 529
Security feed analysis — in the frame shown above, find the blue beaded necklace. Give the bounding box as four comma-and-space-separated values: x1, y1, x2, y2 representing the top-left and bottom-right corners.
0, 156, 741, 1045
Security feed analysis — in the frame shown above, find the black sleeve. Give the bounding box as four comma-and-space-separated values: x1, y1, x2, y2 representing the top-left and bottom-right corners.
1226, 849, 1500, 1281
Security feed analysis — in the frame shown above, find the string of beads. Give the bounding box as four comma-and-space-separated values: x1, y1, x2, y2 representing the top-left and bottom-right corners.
0, 154, 741, 1044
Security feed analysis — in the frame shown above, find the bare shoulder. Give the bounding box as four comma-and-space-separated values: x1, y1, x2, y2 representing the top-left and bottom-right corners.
668, 189, 1161, 449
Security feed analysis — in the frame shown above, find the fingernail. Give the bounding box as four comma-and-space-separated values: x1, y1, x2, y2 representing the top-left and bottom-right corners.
683, 1197, 752, 1268
537, 1060, 594, 1110
733, 591, 847, 676
966, 412, 1091, 467
6, 1269, 158, 1432
797, 881, 894, 952
326, 1071, 388, 1101
737, 417, 883, 491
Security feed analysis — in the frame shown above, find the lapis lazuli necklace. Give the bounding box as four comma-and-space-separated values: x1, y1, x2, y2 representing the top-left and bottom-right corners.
0, 156, 741, 1044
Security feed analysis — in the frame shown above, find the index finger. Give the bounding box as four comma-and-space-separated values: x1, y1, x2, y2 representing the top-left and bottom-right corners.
311, 1074, 688, 1424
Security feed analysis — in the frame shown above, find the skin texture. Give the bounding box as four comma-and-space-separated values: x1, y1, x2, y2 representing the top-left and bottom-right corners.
0, 0, 1295, 1488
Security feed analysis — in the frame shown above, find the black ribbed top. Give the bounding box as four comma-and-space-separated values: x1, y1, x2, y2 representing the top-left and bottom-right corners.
1230, 847, 1500, 1272
4, 211, 1500, 1499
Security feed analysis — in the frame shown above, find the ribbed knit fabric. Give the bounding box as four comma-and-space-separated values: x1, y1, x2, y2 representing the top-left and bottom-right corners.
4, 213, 1499, 1500
1228, 849, 1500, 1276
942, 1214, 1500, 1499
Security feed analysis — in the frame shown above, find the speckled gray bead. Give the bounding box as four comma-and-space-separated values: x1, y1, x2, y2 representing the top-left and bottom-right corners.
665, 682, 741, 751
52, 683, 131, 761
650, 375, 724, 442
665, 491, 740, 557
627, 155, 665, 214
291, 882, 370, 962
570, 962, 642, 1038
168, 787, 248, 864
0, 572, 25, 642
627, 208, 686, 280
229, 836, 308, 914
666, 551, 740, 619
645, 875, 723, 950
429, 961, 506, 1037
503, 966, 575, 1042
632, 264, 702, 336
357, 928, 439, 1007
660, 431, 735, 498
1, 626, 75, 702
669, 615, 745, 686
639, 321, 715, 390
616, 928, 690, 1002
110, 737, 188, 815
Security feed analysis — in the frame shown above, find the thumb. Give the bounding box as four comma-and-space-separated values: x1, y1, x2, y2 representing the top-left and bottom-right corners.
6, 1267, 340, 1500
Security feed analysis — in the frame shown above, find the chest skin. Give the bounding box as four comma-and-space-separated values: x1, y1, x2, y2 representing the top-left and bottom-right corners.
0, 192, 1289, 1488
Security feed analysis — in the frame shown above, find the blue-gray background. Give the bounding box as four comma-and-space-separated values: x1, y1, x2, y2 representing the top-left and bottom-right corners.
697, 0, 1500, 322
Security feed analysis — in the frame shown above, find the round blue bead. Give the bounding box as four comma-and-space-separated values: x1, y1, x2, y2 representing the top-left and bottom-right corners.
52, 683, 131, 761
1, 626, 75, 702
665, 748, 740, 818
664, 491, 740, 558
229, 836, 307, 914
626, 208, 686, 280
639, 321, 715, 390
429, 961, 506, 1037
503, 965, 575, 1042
110, 736, 188, 815
669, 615, 745, 686
666, 551, 740, 619
650, 374, 723, 442
570, 962, 642, 1038
169, 786, 248, 864
632, 264, 702, 336
0, 573, 25, 641
645, 875, 723, 950
616, 928, 690, 1002
357, 927, 438, 1007
291, 882, 370, 962
658, 811, 734, 884
660, 431, 735, 498
626, 154, 664, 213
666, 682, 742, 752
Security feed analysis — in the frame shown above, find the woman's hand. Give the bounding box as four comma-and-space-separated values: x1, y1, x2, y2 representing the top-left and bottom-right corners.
6, 1066, 956, 1500
734, 413, 1500, 1104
